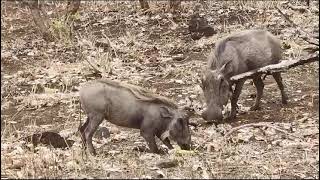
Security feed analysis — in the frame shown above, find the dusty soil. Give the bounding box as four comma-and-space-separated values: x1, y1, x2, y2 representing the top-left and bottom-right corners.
1, 1, 319, 179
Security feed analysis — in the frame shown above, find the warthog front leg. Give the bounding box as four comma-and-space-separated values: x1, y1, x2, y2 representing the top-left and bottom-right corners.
141, 129, 159, 154
228, 79, 245, 120
250, 75, 264, 111
161, 138, 174, 150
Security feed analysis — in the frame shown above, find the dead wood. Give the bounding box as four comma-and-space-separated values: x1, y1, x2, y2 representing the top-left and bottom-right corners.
27, 1, 54, 42
139, 0, 150, 9
230, 52, 319, 82
65, 0, 80, 21
288, 3, 308, 13
83, 57, 103, 75
169, 0, 181, 13
276, 6, 318, 46
224, 122, 301, 140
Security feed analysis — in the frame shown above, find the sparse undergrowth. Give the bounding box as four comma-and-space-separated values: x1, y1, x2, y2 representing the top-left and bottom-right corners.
1, 1, 319, 179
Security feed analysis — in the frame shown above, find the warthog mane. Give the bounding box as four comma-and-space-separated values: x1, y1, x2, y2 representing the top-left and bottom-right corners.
97, 79, 178, 109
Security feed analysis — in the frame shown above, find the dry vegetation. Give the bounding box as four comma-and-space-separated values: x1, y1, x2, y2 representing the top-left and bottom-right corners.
1, 0, 319, 179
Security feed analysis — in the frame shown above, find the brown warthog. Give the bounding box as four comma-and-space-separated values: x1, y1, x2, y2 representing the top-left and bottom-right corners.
201, 30, 288, 123
79, 79, 191, 155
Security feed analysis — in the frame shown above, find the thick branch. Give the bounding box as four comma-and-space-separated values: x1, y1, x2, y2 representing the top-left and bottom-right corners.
230, 52, 319, 82
276, 6, 318, 46
139, 0, 150, 9
169, 0, 181, 13
65, 0, 80, 19
27, 1, 54, 41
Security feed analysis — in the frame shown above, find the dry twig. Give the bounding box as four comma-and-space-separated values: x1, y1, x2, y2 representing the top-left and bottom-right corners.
82, 55, 102, 75
224, 122, 301, 140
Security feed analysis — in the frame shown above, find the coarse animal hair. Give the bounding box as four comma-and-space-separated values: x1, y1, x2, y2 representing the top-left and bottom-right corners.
97, 79, 178, 109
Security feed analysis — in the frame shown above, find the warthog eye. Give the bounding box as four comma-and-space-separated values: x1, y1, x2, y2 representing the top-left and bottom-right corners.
219, 77, 224, 94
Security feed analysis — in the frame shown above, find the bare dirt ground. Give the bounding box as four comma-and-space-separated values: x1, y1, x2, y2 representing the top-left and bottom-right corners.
1, 1, 319, 179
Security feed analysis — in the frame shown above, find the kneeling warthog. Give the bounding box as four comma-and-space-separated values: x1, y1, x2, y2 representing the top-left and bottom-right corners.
79, 79, 191, 155
201, 29, 288, 122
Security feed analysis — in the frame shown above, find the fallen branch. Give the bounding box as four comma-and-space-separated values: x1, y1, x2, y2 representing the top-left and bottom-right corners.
224, 122, 301, 140
1, 105, 26, 139
300, 36, 319, 47
139, 0, 150, 9
27, 1, 54, 41
230, 52, 319, 82
303, 45, 320, 53
276, 6, 318, 46
83, 57, 102, 75
65, 0, 80, 18
288, 3, 308, 13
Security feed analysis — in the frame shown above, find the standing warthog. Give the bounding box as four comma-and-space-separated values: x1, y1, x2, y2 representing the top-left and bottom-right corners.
79, 79, 191, 155
201, 29, 288, 122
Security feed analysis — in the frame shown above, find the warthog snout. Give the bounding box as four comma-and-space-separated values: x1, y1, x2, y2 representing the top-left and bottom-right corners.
179, 143, 191, 150
202, 106, 223, 122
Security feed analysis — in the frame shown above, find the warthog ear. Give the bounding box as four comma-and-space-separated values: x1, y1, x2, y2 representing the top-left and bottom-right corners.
160, 106, 173, 118
219, 60, 233, 77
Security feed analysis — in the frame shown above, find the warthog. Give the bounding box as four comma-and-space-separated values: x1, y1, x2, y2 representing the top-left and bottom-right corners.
201, 29, 288, 122
79, 79, 191, 155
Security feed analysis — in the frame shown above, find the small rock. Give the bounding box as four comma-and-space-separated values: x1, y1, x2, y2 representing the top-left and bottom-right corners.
192, 163, 203, 171
202, 169, 210, 179
281, 123, 292, 130
108, 150, 120, 155
156, 159, 179, 168
175, 79, 184, 84
139, 153, 160, 161
271, 139, 282, 146
190, 94, 197, 99
141, 175, 152, 179
172, 54, 185, 61
206, 142, 222, 152
27, 51, 34, 56
156, 170, 166, 178
8, 159, 25, 170
1, 51, 11, 59
66, 160, 78, 169
133, 145, 148, 152
109, 126, 121, 134
237, 132, 254, 143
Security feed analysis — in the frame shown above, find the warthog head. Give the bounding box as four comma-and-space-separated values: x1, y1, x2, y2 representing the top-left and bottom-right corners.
200, 61, 233, 122
160, 107, 191, 150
